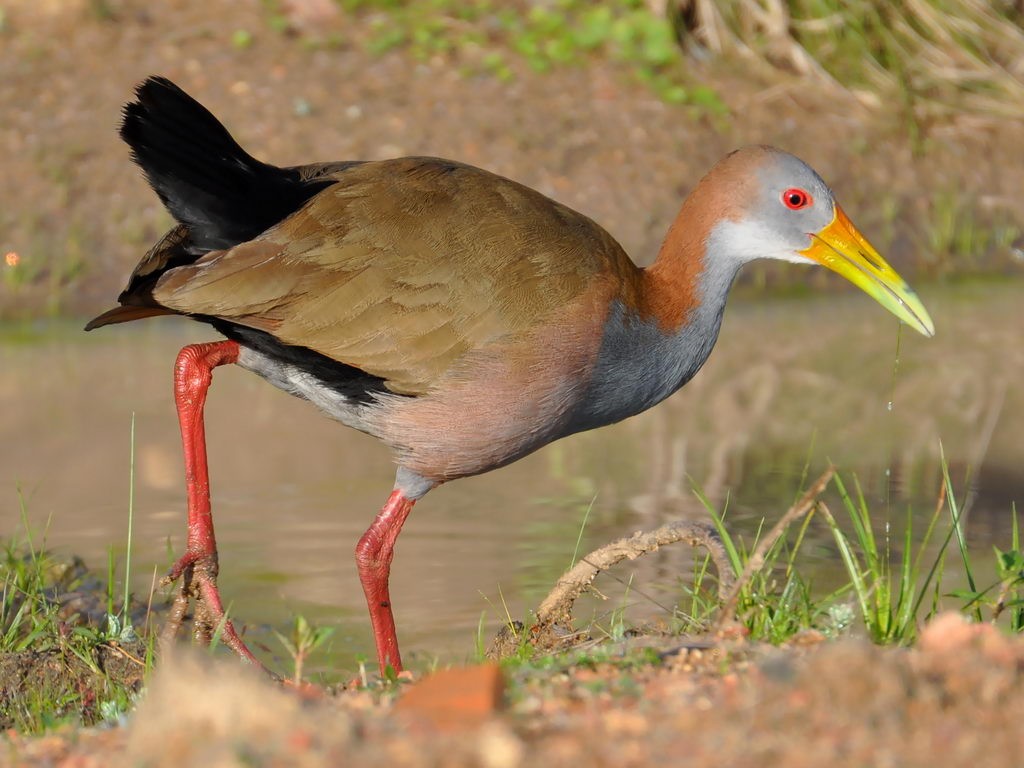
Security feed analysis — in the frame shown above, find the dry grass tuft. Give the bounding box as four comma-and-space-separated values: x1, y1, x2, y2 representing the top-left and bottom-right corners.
673, 0, 1024, 120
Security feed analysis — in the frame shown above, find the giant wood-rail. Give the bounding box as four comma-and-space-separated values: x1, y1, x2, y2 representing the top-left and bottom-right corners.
87, 77, 934, 675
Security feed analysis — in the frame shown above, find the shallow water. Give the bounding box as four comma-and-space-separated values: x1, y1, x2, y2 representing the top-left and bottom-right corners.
2, 281, 1022, 677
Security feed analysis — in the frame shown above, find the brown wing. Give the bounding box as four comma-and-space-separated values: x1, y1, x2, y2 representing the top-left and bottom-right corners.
151, 157, 638, 395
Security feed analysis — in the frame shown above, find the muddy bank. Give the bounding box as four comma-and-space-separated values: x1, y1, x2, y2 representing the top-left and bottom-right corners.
1, 0, 1022, 320
3, 543, 1022, 765
3, 613, 1023, 767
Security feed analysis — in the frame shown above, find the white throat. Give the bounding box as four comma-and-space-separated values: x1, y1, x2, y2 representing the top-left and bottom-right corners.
708, 218, 815, 266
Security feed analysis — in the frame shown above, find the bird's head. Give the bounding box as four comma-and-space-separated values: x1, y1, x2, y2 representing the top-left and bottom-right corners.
705, 146, 934, 337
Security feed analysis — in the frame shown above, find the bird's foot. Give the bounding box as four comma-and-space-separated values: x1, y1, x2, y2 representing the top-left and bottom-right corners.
159, 550, 274, 676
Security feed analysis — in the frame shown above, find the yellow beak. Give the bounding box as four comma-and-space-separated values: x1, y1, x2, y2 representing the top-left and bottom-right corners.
800, 205, 935, 337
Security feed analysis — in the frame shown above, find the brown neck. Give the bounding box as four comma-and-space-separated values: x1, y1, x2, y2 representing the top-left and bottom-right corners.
640, 194, 716, 331
638, 149, 760, 331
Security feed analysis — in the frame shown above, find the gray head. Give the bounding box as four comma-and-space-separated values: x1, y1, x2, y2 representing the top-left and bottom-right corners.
692, 145, 934, 336
714, 147, 836, 264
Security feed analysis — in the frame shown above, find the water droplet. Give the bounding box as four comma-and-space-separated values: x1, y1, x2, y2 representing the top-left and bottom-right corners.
885, 468, 891, 478
886, 401, 893, 412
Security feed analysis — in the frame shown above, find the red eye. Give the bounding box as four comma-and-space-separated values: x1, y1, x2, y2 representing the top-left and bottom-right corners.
782, 188, 812, 210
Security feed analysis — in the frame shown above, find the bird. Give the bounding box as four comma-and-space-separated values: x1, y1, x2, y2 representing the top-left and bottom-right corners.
87, 76, 934, 676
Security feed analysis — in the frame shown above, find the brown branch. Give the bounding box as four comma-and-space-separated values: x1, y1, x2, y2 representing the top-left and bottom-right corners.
714, 466, 835, 631
535, 520, 733, 630
102, 641, 147, 668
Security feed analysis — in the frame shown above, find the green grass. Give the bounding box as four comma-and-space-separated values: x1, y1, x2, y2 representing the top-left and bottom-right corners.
699, 461, 1023, 645
820, 473, 947, 643
0, 528, 152, 733
499, 640, 663, 706
0, 421, 154, 733
273, 615, 336, 685
693, 490, 836, 643
511, 458, 1023, 656
925, 188, 1022, 276
312, 1, 1024, 121
296, 0, 730, 113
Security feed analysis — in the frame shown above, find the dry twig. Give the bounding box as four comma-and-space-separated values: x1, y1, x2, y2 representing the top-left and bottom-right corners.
535, 520, 732, 630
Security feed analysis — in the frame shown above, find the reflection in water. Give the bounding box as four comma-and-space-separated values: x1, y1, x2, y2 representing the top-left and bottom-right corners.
1, 282, 1022, 676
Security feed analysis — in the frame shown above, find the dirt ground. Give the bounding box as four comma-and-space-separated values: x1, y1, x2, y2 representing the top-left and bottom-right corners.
2, 613, 1023, 767
1, 0, 1022, 321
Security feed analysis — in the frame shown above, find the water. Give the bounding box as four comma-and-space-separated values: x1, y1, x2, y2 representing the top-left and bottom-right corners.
2, 282, 1022, 676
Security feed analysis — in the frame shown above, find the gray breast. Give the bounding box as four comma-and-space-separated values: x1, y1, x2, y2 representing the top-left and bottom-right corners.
561, 252, 742, 438
559, 301, 722, 436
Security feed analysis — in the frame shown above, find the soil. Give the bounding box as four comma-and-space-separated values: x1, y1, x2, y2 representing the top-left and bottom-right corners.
3, 614, 1024, 767
3, 522, 1023, 766
2, 0, 1023, 322
0, 642, 147, 731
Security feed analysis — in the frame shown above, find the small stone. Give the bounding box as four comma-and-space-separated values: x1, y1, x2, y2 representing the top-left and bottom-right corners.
919, 612, 982, 655
476, 721, 524, 768
287, 727, 313, 751
603, 709, 648, 736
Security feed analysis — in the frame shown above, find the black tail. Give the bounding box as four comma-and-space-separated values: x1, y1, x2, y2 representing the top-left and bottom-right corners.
120, 76, 332, 252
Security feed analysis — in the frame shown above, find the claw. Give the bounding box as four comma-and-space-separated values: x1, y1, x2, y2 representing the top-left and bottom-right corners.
157, 547, 274, 675
160, 549, 208, 588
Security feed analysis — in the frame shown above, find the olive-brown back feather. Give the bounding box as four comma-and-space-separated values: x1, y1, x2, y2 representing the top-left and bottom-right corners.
151, 157, 643, 395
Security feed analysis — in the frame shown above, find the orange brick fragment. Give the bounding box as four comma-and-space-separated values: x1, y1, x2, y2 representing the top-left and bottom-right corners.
394, 663, 505, 731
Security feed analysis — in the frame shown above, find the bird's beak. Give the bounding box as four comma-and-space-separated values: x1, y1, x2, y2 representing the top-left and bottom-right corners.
800, 205, 935, 337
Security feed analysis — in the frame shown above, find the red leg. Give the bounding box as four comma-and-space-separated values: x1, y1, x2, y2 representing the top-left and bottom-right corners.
355, 490, 415, 674
160, 340, 267, 671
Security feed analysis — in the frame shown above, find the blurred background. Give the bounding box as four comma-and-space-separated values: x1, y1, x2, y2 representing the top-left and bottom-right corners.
1, 0, 1022, 675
